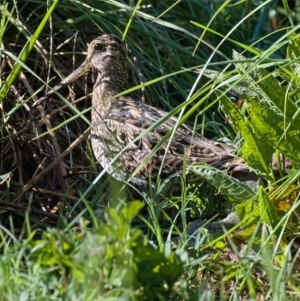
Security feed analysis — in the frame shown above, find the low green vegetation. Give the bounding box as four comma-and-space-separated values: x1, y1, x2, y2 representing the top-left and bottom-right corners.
1, 0, 300, 300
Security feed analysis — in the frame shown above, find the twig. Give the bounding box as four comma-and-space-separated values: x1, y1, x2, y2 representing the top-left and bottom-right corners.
10, 127, 91, 203
0, 200, 59, 219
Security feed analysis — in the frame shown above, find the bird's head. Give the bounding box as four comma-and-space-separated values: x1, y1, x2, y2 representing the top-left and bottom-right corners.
86, 34, 126, 73
32, 34, 127, 107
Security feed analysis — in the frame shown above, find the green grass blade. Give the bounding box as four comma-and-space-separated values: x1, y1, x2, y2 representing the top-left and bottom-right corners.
0, 0, 59, 103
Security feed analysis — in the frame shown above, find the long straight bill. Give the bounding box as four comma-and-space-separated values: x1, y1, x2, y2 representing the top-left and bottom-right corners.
32, 62, 91, 108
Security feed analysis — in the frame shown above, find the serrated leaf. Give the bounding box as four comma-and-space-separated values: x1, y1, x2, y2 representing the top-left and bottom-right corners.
248, 102, 300, 167
233, 51, 299, 120
233, 50, 300, 168
218, 92, 272, 175
190, 164, 255, 202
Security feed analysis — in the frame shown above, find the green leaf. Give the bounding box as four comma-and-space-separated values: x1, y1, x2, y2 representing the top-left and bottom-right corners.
190, 164, 255, 202
233, 51, 300, 168
248, 102, 300, 167
218, 92, 272, 176
233, 51, 299, 121
133, 241, 183, 288
258, 186, 280, 229
235, 199, 259, 228
121, 200, 145, 223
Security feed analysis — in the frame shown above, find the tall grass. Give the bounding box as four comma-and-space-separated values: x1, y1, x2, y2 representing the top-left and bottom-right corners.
0, 0, 300, 299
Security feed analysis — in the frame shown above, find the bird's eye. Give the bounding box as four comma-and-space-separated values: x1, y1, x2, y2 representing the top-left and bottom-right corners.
94, 43, 104, 51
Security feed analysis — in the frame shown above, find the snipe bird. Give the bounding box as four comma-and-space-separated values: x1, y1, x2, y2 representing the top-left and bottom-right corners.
33, 34, 240, 189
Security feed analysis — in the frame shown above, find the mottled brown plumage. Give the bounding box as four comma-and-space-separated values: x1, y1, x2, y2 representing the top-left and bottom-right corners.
34, 34, 239, 188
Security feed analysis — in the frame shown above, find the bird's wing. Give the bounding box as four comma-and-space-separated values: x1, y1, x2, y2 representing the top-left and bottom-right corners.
96, 97, 236, 180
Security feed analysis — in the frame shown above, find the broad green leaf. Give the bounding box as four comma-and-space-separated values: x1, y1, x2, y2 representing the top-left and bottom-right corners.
108, 264, 135, 288
233, 224, 262, 244
158, 252, 183, 286
258, 186, 280, 229
106, 208, 130, 240
190, 164, 255, 202
121, 200, 144, 223
218, 92, 272, 176
235, 199, 259, 228
248, 102, 300, 167
233, 51, 299, 122
233, 51, 300, 124
233, 51, 300, 167
133, 241, 183, 288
